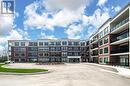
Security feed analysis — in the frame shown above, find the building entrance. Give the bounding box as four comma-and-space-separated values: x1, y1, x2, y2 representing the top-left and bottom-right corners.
69, 58, 80, 63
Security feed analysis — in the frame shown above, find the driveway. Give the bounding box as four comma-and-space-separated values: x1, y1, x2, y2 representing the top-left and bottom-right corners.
0, 63, 130, 86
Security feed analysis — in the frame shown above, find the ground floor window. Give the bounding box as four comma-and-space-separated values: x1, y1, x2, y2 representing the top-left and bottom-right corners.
99, 58, 103, 63
120, 55, 129, 66
104, 57, 108, 63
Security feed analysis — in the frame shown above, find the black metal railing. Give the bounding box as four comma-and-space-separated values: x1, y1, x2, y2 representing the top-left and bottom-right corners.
107, 62, 129, 67
111, 18, 129, 32
111, 32, 129, 43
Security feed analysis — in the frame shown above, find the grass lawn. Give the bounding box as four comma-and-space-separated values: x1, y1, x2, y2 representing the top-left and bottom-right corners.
0, 64, 48, 73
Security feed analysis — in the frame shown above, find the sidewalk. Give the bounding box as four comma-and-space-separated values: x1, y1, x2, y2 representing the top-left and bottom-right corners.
114, 67, 130, 78
87, 63, 130, 78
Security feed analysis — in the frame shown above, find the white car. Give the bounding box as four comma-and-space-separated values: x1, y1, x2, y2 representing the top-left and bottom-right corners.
4, 61, 15, 64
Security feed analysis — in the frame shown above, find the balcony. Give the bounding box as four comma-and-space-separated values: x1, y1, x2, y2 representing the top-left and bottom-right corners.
110, 44, 129, 55
117, 32, 128, 40
91, 42, 98, 49
91, 39, 98, 44
111, 32, 129, 45
91, 50, 98, 56
110, 18, 129, 34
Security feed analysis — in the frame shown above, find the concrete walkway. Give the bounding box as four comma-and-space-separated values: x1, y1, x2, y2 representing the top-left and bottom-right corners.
0, 63, 130, 86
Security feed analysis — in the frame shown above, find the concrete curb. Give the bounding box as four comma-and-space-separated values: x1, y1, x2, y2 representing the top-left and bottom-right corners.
0, 70, 52, 75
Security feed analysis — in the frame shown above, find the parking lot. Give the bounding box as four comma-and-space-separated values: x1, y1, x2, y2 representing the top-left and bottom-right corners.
0, 63, 130, 86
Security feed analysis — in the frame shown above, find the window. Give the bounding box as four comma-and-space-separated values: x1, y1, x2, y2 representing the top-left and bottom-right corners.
38, 47, 49, 51
56, 47, 61, 51
68, 47, 73, 51
20, 48, 26, 51
21, 42, 25, 46
56, 42, 61, 45
44, 42, 48, 46
28, 52, 37, 56
94, 50, 98, 55
21, 53, 25, 56
34, 42, 37, 46
29, 42, 37, 46
62, 52, 67, 56
50, 42, 54, 45
81, 42, 85, 46
104, 27, 109, 35
99, 40, 103, 46
100, 49, 103, 54
15, 42, 19, 46
29, 42, 33, 46
14, 47, 26, 51
104, 57, 108, 63
73, 42, 79, 45
39, 42, 43, 46
62, 47, 67, 50
99, 31, 103, 38
45, 53, 49, 56
28, 47, 37, 51
15, 53, 19, 57
100, 58, 103, 63
68, 42, 72, 45
39, 53, 43, 56
104, 47, 108, 53
50, 47, 55, 51
62, 41, 67, 45
104, 37, 108, 44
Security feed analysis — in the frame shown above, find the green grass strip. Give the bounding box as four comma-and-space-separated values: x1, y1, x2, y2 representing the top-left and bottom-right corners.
0, 64, 48, 73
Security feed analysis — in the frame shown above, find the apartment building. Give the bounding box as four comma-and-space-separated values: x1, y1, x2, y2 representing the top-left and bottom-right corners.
89, 31, 99, 63
109, 4, 130, 66
8, 39, 89, 63
8, 3, 130, 66
89, 3, 130, 66
98, 19, 111, 64
80, 40, 90, 62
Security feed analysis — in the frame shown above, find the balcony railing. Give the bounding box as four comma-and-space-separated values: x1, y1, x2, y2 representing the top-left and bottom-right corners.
108, 62, 129, 67
91, 45, 98, 49
111, 48, 129, 54
111, 18, 129, 32
111, 32, 129, 43
117, 33, 128, 40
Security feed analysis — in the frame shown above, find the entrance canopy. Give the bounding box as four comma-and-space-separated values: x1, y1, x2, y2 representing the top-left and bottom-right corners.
67, 56, 81, 58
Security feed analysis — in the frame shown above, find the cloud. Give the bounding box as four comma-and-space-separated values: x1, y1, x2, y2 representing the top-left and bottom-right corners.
0, 15, 14, 35
24, 0, 111, 40
0, 0, 16, 35
52, 8, 83, 27
97, 0, 107, 6
83, 8, 110, 28
0, 29, 29, 56
0, 30, 23, 44
0, 11, 20, 36
24, 1, 54, 31
81, 7, 110, 38
44, 0, 90, 11
114, 6, 121, 12
24, 0, 92, 30
17, 29, 30, 40
65, 24, 84, 39
40, 32, 57, 39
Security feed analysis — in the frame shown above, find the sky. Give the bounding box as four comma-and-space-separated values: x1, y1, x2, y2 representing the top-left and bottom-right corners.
0, 0, 130, 55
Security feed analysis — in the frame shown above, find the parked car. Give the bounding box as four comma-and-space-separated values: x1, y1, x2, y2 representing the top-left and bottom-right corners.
4, 61, 15, 64
5, 61, 11, 64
